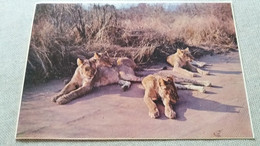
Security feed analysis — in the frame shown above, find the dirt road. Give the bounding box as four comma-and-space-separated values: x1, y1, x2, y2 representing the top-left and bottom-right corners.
16, 52, 253, 140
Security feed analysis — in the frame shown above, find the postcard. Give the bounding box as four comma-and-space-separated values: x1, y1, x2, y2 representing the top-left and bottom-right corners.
16, 2, 253, 140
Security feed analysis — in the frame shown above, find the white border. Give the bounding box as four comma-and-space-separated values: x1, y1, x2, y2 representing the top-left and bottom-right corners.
15, 2, 38, 140
15, 1, 254, 140
230, 2, 255, 139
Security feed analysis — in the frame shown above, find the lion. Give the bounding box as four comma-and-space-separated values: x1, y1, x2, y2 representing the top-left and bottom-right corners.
90, 53, 142, 89
90, 52, 113, 68
142, 75, 179, 119
52, 58, 97, 105
52, 54, 142, 105
167, 47, 210, 77
94, 52, 211, 93
90, 52, 137, 70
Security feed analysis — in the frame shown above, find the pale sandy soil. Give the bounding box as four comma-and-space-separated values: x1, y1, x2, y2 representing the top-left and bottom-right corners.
16, 52, 253, 140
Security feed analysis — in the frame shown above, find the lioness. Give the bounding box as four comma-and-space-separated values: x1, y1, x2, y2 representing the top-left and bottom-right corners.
90, 52, 137, 69
91, 53, 142, 88
142, 75, 179, 119
167, 48, 210, 77
52, 54, 142, 104
52, 58, 97, 104
95, 52, 211, 92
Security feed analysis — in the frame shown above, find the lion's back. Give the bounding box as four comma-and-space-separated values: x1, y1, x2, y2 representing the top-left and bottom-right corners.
94, 67, 120, 87
117, 57, 136, 69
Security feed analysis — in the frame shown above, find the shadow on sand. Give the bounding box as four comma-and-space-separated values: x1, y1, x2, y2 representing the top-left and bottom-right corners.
173, 91, 242, 121
209, 69, 242, 75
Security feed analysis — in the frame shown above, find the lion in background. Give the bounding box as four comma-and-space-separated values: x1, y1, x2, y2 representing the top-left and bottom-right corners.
167, 47, 210, 77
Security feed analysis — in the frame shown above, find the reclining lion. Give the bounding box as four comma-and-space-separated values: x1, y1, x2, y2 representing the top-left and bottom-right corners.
167, 48, 210, 77
142, 75, 179, 119
52, 58, 97, 104
94, 52, 211, 92
52, 54, 142, 105
90, 53, 142, 89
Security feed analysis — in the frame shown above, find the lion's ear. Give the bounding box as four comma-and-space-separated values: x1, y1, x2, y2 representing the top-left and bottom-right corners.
185, 47, 189, 51
77, 58, 84, 66
166, 76, 174, 83
90, 58, 96, 64
177, 49, 182, 54
159, 78, 168, 88
94, 52, 101, 59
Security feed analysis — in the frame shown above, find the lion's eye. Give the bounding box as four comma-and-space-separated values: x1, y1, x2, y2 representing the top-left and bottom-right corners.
85, 67, 90, 71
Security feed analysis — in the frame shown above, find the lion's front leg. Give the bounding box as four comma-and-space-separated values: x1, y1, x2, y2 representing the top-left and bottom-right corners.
52, 82, 77, 102
197, 67, 210, 75
56, 85, 93, 105
143, 91, 160, 119
173, 66, 196, 77
191, 60, 206, 68
187, 62, 209, 75
162, 98, 176, 119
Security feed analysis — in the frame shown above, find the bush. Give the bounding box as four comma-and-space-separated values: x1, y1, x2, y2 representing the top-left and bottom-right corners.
25, 3, 237, 84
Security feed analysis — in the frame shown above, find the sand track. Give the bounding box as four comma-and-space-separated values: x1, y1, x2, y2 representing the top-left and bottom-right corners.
16, 52, 253, 140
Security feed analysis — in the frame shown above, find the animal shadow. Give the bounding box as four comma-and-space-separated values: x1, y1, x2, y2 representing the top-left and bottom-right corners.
174, 91, 242, 121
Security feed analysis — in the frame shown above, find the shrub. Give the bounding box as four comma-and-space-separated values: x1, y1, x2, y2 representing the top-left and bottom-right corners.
25, 3, 237, 84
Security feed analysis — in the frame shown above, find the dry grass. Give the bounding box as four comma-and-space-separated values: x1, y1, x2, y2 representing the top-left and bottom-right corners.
25, 3, 237, 84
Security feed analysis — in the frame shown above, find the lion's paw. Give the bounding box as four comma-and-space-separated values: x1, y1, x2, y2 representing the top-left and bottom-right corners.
198, 87, 206, 93
198, 62, 206, 68
56, 96, 70, 105
149, 108, 160, 119
203, 71, 210, 75
190, 73, 199, 77
51, 95, 59, 103
165, 108, 176, 119
203, 81, 212, 87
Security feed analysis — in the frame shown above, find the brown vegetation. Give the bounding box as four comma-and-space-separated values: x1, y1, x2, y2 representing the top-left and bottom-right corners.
25, 3, 237, 84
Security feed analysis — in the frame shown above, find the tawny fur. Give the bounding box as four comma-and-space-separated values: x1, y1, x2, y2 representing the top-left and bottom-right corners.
90, 53, 142, 84
142, 75, 179, 119
52, 58, 97, 105
52, 53, 142, 105
167, 47, 210, 77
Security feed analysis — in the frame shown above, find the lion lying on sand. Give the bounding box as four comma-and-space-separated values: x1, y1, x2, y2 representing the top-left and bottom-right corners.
52, 53, 142, 105
94, 52, 212, 92
142, 75, 179, 119
52, 58, 97, 104
167, 47, 210, 77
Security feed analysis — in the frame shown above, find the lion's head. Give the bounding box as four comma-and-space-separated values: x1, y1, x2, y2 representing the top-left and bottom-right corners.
91, 52, 113, 68
77, 58, 97, 80
158, 76, 179, 104
177, 47, 194, 62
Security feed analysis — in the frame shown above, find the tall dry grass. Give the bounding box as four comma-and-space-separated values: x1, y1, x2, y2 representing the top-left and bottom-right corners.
25, 3, 237, 84
121, 3, 236, 48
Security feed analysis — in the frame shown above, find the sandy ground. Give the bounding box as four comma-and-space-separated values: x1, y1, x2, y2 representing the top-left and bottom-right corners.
16, 52, 253, 140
